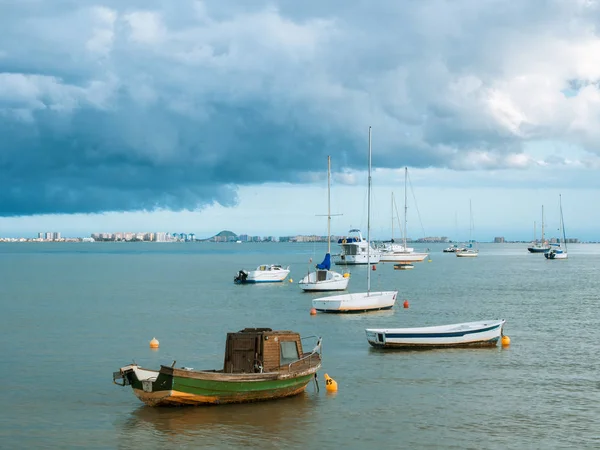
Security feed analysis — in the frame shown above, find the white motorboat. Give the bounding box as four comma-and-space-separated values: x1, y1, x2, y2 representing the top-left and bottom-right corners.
333, 229, 381, 265
299, 156, 349, 292
313, 127, 397, 313
456, 248, 478, 257
443, 244, 465, 253
366, 319, 506, 349
234, 265, 290, 284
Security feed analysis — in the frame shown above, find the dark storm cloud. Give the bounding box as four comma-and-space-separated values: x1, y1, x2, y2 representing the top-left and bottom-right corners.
1, 0, 599, 216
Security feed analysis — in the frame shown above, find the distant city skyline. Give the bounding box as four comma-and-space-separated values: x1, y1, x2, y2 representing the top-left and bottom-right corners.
0, 228, 586, 244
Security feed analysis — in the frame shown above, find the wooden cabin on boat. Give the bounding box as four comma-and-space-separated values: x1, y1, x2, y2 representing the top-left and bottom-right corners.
223, 328, 305, 374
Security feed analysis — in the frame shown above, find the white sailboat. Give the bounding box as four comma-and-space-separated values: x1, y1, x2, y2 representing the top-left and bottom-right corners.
312, 127, 398, 313
379, 167, 429, 263
456, 200, 478, 257
544, 194, 568, 260
298, 156, 350, 292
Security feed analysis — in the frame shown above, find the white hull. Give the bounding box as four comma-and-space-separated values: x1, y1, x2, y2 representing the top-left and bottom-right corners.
380, 252, 428, 263
456, 250, 478, 258
234, 265, 290, 283
298, 270, 349, 291
545, 250, 567, 260
246, 271, 290, 282
334, 252, 381, 265
366, 320, 505, 348
312, 290, 397, 313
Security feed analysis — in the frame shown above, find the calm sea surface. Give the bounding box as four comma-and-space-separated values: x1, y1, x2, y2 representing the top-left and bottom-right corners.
1, 242, 599, 449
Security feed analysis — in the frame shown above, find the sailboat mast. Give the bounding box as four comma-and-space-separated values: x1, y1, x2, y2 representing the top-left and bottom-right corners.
404, 167, 408, 250
469, 199, 473, 244
367, 126, 372, 294
327, 155, 331, 254
391, 193, 394, 242
541, 205, 545, 245
559, 194, 567, 252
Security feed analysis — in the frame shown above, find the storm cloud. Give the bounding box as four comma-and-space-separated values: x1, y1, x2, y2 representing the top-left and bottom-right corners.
2, 0, 600, 216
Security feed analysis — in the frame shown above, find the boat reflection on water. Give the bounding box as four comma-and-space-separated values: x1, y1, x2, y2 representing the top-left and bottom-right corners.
119, 393, 318, 447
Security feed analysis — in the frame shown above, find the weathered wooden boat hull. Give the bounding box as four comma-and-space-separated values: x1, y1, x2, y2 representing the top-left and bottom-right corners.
117, 365, 318, 406
366, 320, 505, 349
128, 368, 315, 406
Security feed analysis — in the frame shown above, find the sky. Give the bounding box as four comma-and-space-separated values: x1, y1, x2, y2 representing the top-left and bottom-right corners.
2, 0, 600, 241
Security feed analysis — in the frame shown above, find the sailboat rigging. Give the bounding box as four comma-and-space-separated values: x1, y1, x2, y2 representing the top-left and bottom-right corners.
527, 205, 550, 253
298, 157, 349, 291
456, 200, 478, 257
544, 195, 568, 260
312, 127, 398, 312
379, 167, 429, 263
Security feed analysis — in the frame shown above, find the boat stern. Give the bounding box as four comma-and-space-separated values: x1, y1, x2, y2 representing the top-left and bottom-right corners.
365, 329, 386, 347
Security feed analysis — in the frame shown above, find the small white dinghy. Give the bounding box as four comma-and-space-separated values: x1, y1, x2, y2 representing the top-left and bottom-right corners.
365, 319, 505, 349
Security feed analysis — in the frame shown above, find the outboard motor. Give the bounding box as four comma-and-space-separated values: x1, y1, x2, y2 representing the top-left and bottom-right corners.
234, 270, 248, 284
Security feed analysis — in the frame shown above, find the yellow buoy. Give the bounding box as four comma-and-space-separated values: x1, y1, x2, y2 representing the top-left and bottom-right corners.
324, 373, 338, 392
501, 335, 511, 347
428, 259, 432, 262
149, 337, 159, 349
289, 278, 293, 283
343, 273, 350, 278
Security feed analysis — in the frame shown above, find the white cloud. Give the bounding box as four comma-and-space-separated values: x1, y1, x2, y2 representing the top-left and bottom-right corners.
86, 6, 117, 57
123, 10, 166, 44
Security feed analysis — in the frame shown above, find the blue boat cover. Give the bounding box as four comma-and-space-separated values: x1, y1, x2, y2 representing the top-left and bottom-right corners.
316, 253, 331, 270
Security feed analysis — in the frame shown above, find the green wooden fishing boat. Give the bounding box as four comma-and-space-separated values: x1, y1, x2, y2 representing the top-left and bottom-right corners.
113, 328, 322, 406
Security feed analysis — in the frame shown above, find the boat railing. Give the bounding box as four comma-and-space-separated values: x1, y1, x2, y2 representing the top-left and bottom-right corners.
287, 336, 322, 372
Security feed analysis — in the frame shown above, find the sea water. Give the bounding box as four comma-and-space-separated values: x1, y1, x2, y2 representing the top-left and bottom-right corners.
1, 242, 599, 449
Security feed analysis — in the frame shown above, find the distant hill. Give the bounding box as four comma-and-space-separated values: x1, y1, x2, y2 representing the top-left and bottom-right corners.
215, 230, 237, 238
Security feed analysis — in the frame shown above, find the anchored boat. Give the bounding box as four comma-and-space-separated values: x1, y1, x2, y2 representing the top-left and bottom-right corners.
113, 328, 322, 406
234, 265, 290, 283
365, 320, 505, 349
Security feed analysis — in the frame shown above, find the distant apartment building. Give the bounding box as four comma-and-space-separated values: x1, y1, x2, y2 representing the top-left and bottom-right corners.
417, 236, 449, 243
38, 232, 44, 239
154, 232, 168, 242
494, 237, 505, 243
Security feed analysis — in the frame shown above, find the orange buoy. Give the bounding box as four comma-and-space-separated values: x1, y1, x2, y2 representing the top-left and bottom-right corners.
310, 308, 317, 315
403, 300, 409, 308
501, 335, 511, 347
372, 264, 376, 271
149, 337, 159, 349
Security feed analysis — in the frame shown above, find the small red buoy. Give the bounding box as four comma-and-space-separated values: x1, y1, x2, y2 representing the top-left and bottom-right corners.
403, 300, 409, 308
310, 308, 317, 315
372, 264, 376, 271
